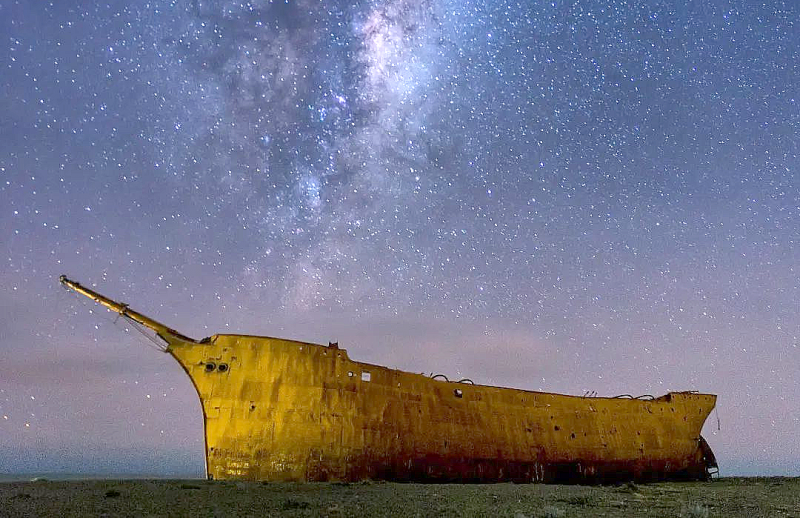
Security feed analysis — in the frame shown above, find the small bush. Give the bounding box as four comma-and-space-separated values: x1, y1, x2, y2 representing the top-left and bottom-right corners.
616, 481, 639, 493
539, 505, 565, 518
104, 490, 121, 498
557, 494, 596, 506
681, 503, 710, 518
283, 498, 311, 510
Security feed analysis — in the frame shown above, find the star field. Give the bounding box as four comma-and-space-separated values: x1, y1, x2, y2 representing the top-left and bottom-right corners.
1, 0, 798, 476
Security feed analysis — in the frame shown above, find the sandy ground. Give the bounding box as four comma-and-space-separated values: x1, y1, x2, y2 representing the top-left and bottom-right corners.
1, 477, 798, 517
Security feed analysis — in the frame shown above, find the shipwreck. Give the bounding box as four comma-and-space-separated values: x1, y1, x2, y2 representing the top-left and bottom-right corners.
60, 275, 718, 483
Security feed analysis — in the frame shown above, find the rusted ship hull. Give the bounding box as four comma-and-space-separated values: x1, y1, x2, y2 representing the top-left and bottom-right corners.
58, 276, 717, 484
166, 334, 717, 483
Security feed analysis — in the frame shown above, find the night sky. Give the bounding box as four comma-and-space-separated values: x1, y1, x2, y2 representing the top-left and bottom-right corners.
1, 0, 798, 477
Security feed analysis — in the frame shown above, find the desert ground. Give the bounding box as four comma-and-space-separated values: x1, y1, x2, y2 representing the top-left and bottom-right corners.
1, 477, 798, 517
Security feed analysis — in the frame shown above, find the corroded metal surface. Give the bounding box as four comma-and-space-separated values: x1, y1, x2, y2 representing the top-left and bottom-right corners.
60, 276, 718, 483
169, 335, 716, 483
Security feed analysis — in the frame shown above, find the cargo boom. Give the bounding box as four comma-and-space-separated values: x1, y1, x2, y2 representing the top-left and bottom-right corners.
60, 276, 718, 483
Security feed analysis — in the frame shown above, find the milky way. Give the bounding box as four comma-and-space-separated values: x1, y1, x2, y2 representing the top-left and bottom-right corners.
1, 0, 798, 476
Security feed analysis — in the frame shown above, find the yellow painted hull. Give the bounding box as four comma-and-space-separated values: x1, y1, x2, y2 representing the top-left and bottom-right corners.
166, 334, 717, 483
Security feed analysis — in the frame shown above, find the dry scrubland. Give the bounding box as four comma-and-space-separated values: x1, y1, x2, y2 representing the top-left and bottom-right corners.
1, 477, 798, 517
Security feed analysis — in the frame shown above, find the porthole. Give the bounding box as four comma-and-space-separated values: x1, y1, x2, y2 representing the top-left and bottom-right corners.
205, 362, 216, 372
218, 363, 229, 373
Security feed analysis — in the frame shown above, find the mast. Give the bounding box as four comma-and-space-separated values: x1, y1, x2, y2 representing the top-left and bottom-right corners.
59, 275, 196, 344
